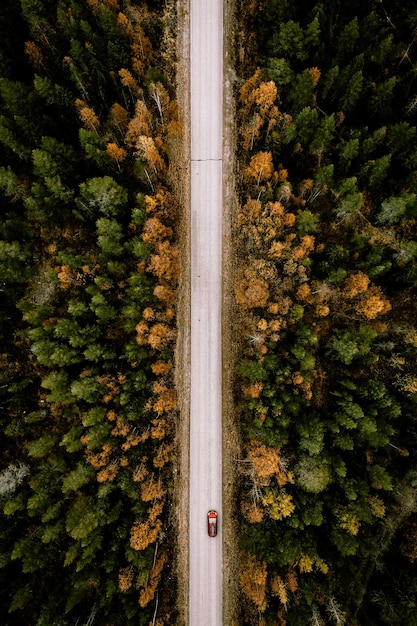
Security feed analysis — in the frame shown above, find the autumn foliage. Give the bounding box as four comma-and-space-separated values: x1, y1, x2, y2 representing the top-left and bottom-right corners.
233, 28, 412, 620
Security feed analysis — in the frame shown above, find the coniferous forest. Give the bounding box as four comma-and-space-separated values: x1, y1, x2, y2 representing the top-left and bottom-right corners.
0, 1, 179, 624
2, 0, 417, 625
235, 1, 417, 624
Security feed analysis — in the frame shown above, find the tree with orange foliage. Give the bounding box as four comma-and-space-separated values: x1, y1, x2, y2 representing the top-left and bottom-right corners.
253, 80, 278, 117
296, 283, 313, 303
56, 264, 74, 289
241, 499, 264, 523
342, 272, 370, 298
247, 440, 280, 480
151, 360, 172, 376
87, 0, 120, 13
235, 276, 270, 309
241, 113, 264, 151
25, 41, 43, 69
114, 8, 153, 77
135, 320, 149, 346
116, 12, 135, 39
243, 381, 264, 399
108, 102, 129, 136
309, 67, 321, 87
150, 417, 169, 439
271, 575, 288, 608
153, 284, 176, 304
97, 460, 119, 483
147, 323, 175, 351
152, 387, 177, 414
240, 70, 281, 149
106, 142, 127, 167
75, 99, 100, 132
118, 68, 140, 95
355, 286, 391, 319
125, 100, 152, 145
147, 240, 180, 284
240, 69, 264, 112
142, 217, 173, 246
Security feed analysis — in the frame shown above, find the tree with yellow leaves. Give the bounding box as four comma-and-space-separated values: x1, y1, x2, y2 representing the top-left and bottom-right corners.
239, 552, 268, 611
153, 442, 173, 468
271, 574, 288, 608
135, 136, 165, 175
140, 473, 165, 502
244, 151, 274, 184
262, 489, 295, 521
118, 566, 133, 592
149, 82, 171, 123
130, 517, 161, 551
139, 552, 167, 607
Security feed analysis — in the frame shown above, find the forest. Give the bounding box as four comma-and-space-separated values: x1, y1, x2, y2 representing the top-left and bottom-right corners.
235, 0, 417, 624
2, 0, 417, 625
0, 0, 179, 624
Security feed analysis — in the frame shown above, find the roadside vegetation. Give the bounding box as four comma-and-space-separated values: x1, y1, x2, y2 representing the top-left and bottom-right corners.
0, 1, 179, 624
235, 1, 417, 624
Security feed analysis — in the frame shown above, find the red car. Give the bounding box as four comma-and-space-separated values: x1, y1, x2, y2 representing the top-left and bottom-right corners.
208, 510, 218, 537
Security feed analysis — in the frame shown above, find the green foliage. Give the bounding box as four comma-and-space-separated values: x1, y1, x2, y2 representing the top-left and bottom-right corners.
294, 456, 332, 493
96, 217, 124, 256
78, 128, 108, 167
236, 359, 268, 383
65, 496, 99, 540
28, 435, 58, 458
266, 57, 294, 88
296, 209, 320, 236
79, 176, 127, 219
62, 463, 94, 494
326, 326, 377, 365
376, 193, 417, 225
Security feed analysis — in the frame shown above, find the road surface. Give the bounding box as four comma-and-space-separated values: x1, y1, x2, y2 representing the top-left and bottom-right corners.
189, 0, 223, 624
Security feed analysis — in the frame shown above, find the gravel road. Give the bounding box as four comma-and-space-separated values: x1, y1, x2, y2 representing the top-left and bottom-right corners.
189, 0, 223, 624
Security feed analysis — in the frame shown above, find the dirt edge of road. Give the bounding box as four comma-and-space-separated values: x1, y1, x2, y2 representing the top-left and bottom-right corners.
170, 1, 190, 625
222, 0, 242, 624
